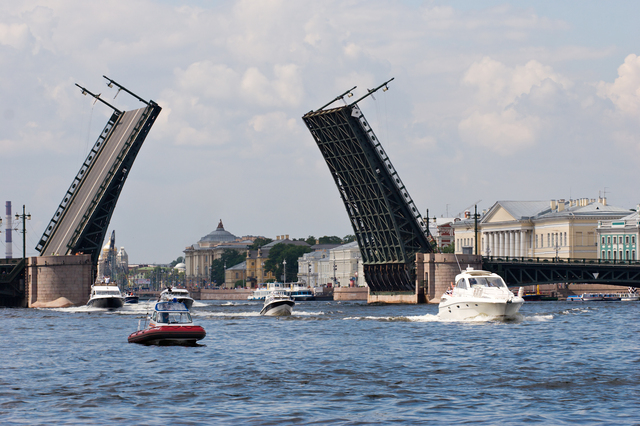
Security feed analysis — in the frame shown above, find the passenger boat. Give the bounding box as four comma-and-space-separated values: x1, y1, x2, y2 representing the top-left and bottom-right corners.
87, 283, 125, 308
438, 267, 524, 320
580, 293, 621, 301
289, 283, 316, 301
128, 301, 206, 345
260, 289, 295, 316
124, 292, 139, 304
248, 282, 287, 301
159, 287, 194, 309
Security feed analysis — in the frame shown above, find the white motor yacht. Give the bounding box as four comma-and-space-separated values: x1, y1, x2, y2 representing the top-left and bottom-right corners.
438, 267, 524, 320
87, 283, 125, 308
159, 287, 194, 309
260, 289, 295, 316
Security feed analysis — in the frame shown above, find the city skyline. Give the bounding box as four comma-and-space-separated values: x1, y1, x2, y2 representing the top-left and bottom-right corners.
2, 1, 639, 263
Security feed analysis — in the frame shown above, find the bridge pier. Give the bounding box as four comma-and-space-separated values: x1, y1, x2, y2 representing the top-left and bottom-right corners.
416, 253, 482, 304
27, 255, 93, 307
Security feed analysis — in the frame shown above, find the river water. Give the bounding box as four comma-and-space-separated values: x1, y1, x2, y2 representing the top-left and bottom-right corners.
1, 300, 638, 425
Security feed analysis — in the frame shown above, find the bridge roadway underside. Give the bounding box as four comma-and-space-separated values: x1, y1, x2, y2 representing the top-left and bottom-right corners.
483, 258, 640, 288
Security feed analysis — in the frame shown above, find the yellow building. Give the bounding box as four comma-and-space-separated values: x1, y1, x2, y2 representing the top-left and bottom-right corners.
453, 198, 631, 260
183, 220, 257, 285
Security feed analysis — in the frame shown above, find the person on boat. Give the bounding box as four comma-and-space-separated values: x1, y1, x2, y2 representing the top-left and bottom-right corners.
445, 282, 454, 296
160, 313, 169, 323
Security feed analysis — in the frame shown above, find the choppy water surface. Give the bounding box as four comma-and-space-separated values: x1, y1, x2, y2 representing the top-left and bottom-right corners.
1, 300, 639, 425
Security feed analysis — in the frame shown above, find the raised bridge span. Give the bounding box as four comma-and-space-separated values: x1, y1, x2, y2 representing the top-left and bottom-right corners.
36, 77, 161, 265
302, 80, 435, 293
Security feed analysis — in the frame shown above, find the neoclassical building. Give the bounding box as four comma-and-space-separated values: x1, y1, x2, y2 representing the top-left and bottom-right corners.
297, 241, 367, 288
453, 198, 631, 260
184, 220, 256, 284
597, 209, 640, 261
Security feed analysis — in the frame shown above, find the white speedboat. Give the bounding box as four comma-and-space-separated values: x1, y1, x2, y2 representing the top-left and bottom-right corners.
438, 267, 524, 320
260, 289, 295, 316
159, 287, 194, 309
87, 283, 125, 308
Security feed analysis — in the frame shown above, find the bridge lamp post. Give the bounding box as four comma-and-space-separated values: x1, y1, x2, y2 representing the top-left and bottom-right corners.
15, 205, 31, 260
308, 262, 312, 287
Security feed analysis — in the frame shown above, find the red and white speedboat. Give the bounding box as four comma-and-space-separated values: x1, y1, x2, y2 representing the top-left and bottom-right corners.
128, 301, 206, 345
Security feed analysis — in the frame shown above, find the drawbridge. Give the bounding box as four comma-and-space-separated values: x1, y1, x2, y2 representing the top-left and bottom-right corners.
302, 79, 434, 293
36, 76, 161, 265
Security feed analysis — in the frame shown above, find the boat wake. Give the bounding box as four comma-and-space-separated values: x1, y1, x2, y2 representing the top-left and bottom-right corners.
343, 312, 552, 323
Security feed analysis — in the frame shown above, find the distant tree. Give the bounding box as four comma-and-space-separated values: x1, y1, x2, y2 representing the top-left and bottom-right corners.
210, 249, 246, 286
264, 243, 312, 282
318, 235, 342, 245
234, 280, 245, 288
248, 237, 273, 250
342, 234, 356, 243
441, 242, 455, 253
305, 235, 317, 245
169, 256, 184, 267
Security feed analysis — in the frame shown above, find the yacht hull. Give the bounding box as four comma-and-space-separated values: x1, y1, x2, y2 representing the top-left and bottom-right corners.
439, 297, 523, 320
260, 300, 295, 316
88, 297, 124, 309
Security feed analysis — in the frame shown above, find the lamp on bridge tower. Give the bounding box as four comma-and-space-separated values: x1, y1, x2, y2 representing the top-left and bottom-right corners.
15, 205, 31, 260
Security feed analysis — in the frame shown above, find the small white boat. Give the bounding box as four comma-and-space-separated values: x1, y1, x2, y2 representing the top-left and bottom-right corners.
621, 288, 639, 301
159, 287, 194, 309
260, 289, 295, 316
438, 267, 524, 320
87, 283, 125, 308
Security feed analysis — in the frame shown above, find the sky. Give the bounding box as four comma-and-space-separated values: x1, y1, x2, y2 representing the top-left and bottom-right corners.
2, 0, 640, 264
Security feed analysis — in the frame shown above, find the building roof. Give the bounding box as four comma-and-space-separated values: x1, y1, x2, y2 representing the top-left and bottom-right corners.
263, 239, 310, 248
199, 220, 238, 243
493, 200, 551, 220
228, 261, 246, 271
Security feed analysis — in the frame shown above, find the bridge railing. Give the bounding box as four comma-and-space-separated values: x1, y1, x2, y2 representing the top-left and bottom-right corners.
483, 256, 640, 266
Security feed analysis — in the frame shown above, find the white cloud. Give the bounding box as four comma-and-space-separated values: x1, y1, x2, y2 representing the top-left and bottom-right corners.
0, 22, 30, 49
597, 54, 640, 116
458, 109, 539, 154
463, 57, 572, 108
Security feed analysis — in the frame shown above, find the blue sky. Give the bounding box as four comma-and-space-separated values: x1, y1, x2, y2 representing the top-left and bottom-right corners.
2, 1, 639, 263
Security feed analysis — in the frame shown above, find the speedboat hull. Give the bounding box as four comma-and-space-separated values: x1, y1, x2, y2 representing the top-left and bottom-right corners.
87, 297, 124, 309
260, 300, 295, 316
124, 295, 139, 304
128, 325, 206, 345
439, 297, 523, 320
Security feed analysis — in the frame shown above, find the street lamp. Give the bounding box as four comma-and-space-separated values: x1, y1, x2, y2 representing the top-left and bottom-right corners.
308, 261, 312, 287
333, 261, 337, 287
283, 259, 287, 284
15, 205, 31, 260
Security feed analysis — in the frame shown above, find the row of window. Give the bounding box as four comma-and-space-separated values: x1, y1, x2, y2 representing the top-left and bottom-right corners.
601, 235, 636, 245
602, 250, 637, 260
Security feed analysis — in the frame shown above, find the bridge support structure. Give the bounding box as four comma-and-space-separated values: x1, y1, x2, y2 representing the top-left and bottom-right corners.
416, 253, 482, 303
26, 255, 93, 307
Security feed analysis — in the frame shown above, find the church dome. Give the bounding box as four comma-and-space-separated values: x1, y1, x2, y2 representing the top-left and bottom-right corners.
199, 220, 237, 244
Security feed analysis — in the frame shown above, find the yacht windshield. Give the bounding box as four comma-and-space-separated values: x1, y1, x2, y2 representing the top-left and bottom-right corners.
468, 276, 506, 288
